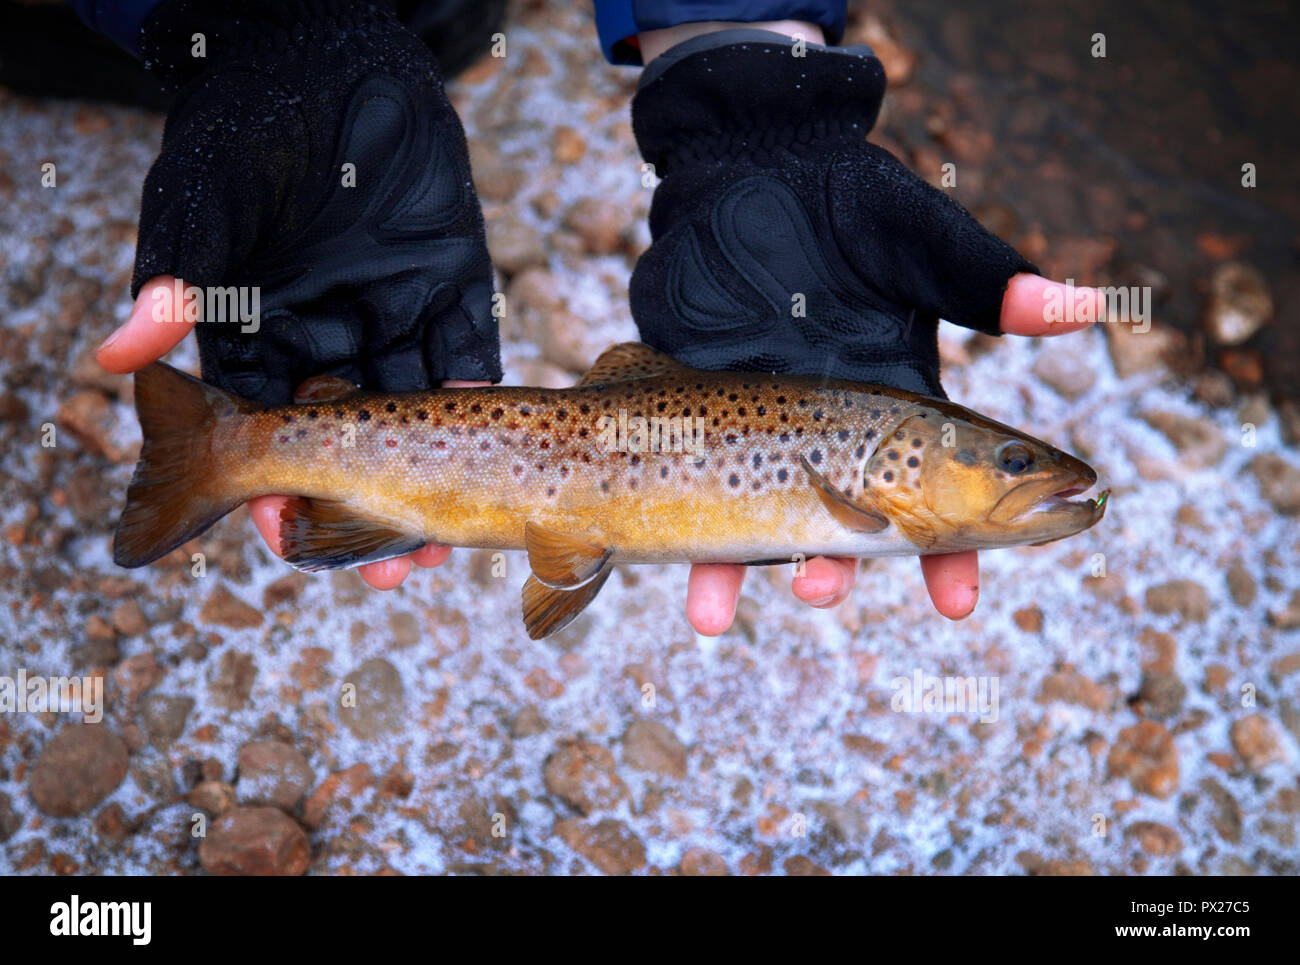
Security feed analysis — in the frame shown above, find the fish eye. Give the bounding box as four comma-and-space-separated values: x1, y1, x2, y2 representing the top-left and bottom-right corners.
996, 442, 1035, 475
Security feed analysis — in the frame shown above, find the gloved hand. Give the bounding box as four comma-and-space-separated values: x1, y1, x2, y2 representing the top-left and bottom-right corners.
629, 30, 1036, 400
628, 30, 1100, 634
131, 0, 500, 404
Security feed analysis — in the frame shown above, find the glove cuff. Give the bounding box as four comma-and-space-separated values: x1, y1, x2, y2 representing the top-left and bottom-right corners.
141, 0, 400, 88
632, 30, 886, 176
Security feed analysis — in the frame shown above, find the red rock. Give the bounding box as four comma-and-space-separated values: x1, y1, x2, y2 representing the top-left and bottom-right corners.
1229, 714, 1286, 772
554, 818, 645, 874
620, 719, 687, 779
199, 807, 310, 876
29, 726, 128, 817
236, 741, 314, 811
1126, 821, 1182, 856
200, 585, 263, 629
679, 847, 727, 876
1107, 721, 1179, 799
543, 739, 629, 815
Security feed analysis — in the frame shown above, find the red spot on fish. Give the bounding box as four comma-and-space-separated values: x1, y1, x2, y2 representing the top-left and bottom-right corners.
323, 439, 332, 448
386, 439, 397, 448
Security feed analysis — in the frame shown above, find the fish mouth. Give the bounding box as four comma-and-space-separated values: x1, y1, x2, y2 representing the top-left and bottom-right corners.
990, 458, 1106, 530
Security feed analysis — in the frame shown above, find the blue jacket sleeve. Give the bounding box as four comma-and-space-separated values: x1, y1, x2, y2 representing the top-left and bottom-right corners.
68, 0, 162, 58
594, 0, 846, 65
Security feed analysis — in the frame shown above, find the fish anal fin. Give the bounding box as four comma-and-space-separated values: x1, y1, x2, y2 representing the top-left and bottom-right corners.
575, 342, 691, 387
279, 497, 425, 571
800, 456, 889, 534
522, 567, 613, 639
524, 521, 612, 588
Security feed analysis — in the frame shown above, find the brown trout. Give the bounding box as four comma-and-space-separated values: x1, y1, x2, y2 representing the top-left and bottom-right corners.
115, 343, 1108, 638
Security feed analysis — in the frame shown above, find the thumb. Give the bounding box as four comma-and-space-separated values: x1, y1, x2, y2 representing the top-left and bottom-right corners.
96, 275, 198, 374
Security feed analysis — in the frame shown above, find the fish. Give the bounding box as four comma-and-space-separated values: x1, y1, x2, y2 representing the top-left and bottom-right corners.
114, 342, 1108, 638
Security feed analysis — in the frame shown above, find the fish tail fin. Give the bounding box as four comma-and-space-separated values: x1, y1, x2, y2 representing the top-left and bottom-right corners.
113, 362, 254, 568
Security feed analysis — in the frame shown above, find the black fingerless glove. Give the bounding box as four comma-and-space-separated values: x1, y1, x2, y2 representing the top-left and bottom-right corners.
134, 0, 499, 402
629, 30, 1036, 398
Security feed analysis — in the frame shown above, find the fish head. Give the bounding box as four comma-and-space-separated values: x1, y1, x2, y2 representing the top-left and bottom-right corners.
861, 403, 1108, 550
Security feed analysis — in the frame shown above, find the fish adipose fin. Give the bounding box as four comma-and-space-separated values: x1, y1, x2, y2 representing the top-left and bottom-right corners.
522, 521, 614, 638
522, 568, 614, 640
291, 374, 361, 403
279, 498, 426, 571
524, 521, 613, 588
575, 342, 691, 387
800, 455, 889, 533
114, 362, 255, 568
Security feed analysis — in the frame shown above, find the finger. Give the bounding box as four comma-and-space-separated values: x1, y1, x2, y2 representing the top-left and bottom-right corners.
686, 563, 746, 636
248, 495, 289, 557
411, 543, 451, 567
359, 556, 411, 590
791, 555, 858, 608
919, 551, 980, 619
1000, 272, 1106, 337
97, 274, 197, 374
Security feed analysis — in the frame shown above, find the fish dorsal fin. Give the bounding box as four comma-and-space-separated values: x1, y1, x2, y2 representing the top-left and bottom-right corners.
800, 456, 890, 534
293, 374, 361, 404
524, 521, 613, 588
279, 498, 426, 571
575, 342, 691, 387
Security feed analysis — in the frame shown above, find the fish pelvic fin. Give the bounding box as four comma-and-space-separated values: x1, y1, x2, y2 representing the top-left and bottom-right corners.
800, 455, 890, 534
279, 498, 426, 571
575, 342, 691, 387
114, 363, 254, 568
524, 521, 613, 588
522, 567, 614, 640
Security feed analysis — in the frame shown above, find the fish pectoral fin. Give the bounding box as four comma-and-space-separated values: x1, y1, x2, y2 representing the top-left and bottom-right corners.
575, 342, 691, 387
522, 568, 614, 639
524, 521, 613, 588
279, 497, 426, 571
800, 456, 890, 534
292, 374, 361, 403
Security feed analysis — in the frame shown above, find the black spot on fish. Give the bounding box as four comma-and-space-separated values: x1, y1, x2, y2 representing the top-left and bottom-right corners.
912, 438, 923, 448
729, 473, 740, 488
445, 402, 456, 412
753, 454, 762, 468
883, 471, 894, 482
809, 449, 822, 464
729, 393, 738, 402
887, 450, 899, 460
557, 409, 568, 420
907, 456, 920, 468
358, 410, 370, 421
855, 444, 866, 459
813, 409, 823, 420
308, 410, 318, 419
386, 402, 397, 413
416, 410, 427, 420
295, 428, 307, 439
660, 465, 669, 478
757, 405, 766, 416
776, 396, 786, 404
955, 448, 978, 466
281, 414, 293, 424
838, 429, 850, 441
519, 405, 531, 415
470, 403, 481, 414
777, 468, 789, 482
601, 480, 610, 492
491, 408, 503, 420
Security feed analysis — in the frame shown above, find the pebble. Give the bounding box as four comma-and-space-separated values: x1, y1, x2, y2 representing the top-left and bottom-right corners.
1137, 671, 1187, 718
140, 694, 195, 749
1037, 669, 1110, 711
338, 658, 405, 740
679, 847, 727, 876
1229, 714, 1286, 772
188, 780, 236, 815
209, 650, 257, 710
200, 585, 263, 629
554, 817, 646, 874
0, 792, 19, 842
1126, 821, 1182, 856
620, 720, 687, 779
1248, 454, 1300, 515
467, 139, 524, 201
236, 740, 314, 811
1139, 410, 1226, 468
199, 807, 310, 876
488, 217, 547, 276
1203, 262, 1272, 345
262, 572, 307, 609
30, 726, 129, 817
110, 599, 148, 637
111, 652, 163, 707
56, 390, 132, 463
1268, 589, 1300, 630
1143, 580, 1209, 623
552, 126, 586, 164
1107, 721, 1179, 798
1201, 777, 1243, 844
543, 739, 629, 815
1105, 320, 1180, 379
510, 704, 548, 739
562, 198, 624, 255
1225, 563, 1256, 607
1032, 345, 1096, 400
